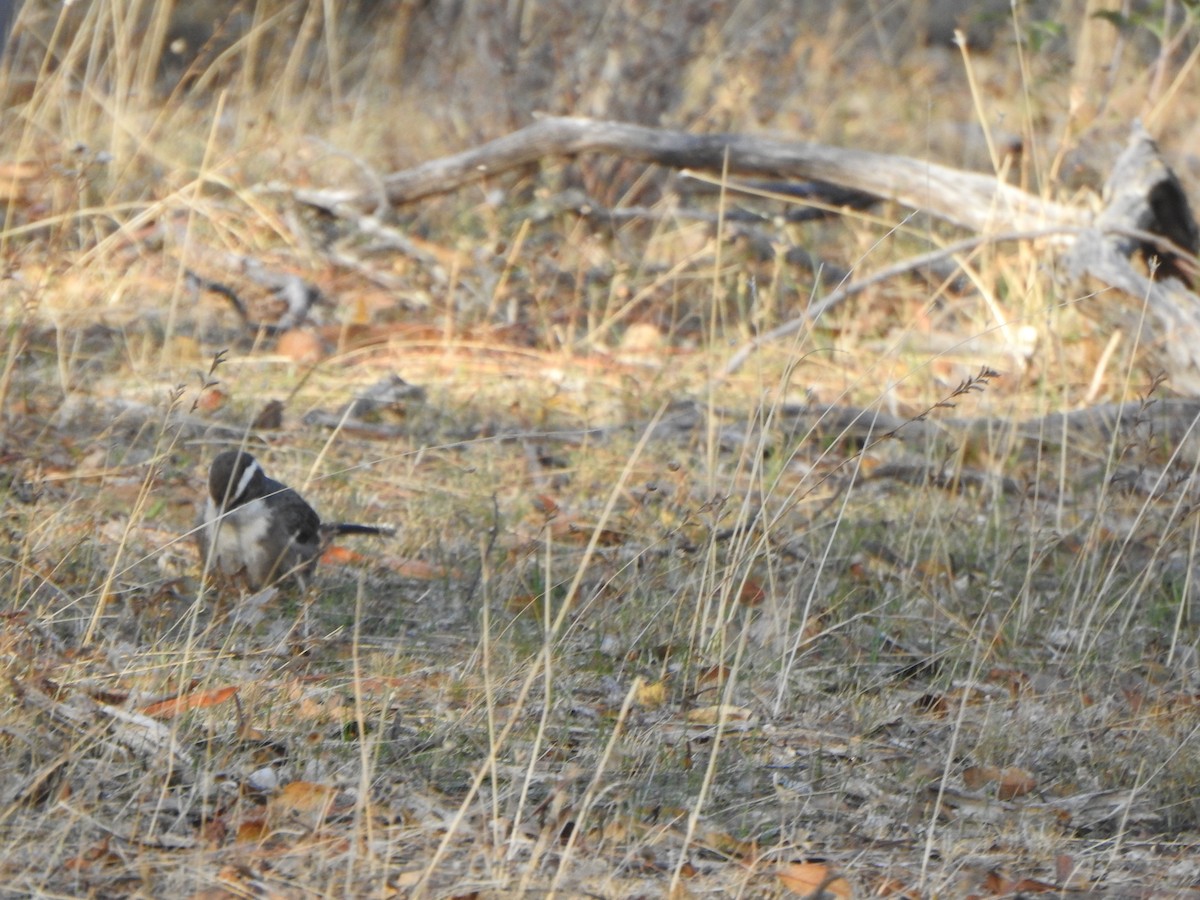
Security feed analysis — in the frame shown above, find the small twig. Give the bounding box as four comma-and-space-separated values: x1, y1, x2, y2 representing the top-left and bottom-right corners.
719, 226, 1083, 378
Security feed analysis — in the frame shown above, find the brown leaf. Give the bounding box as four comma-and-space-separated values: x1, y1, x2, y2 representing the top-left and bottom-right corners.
985, 870, 1058, 894
698, 665, 730, 685
685, 704, 752, 725
996, 766, 1037, 800
1055, 854, 1090, 888
142, 686, 239, 719
196, 386, 228, 413
983, 870, 1011, 894
187, 889, 243, 900
738, 578, 766, 606
913, 693, 949, 717
269, 781, 337, 829
200, 817, 228, 847
321, 545, 369, 567
276, 329, 324, 363
275, 781, 335, 809
235, 817, 269, 843
962, 765, 995, 790
778, 862, 853, 898
63, 836, 119, 872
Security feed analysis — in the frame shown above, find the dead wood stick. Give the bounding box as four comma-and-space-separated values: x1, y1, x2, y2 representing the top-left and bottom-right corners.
297, 116, 1082, 235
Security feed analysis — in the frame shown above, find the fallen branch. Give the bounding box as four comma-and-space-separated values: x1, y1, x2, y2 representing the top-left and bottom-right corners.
296, 115, 1082, 234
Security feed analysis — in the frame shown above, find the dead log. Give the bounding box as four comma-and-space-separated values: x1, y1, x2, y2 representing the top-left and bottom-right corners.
296, 115, 1082, 234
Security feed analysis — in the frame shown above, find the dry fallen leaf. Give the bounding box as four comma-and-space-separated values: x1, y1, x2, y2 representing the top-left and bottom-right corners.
777, 861, 853, 898
961, 764, 1036, 800
276, 328, 324, 363
269, 781, 338, 829
635, 677, 668, 708
142, 686, 239, 719
235, 817, 270, 843
685, 704, 752, 725
913, 693, 949, 717
195, 386, 228, 413
738, 578, 765, 606
963, 764, 998, 790
62, 836, 119, 873
984, 869, 1058, 894
321, 545, 370, 567
996, 766, 1037, 800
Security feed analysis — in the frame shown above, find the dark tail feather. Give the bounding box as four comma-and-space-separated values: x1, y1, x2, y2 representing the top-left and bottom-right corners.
320, 523, 396, 537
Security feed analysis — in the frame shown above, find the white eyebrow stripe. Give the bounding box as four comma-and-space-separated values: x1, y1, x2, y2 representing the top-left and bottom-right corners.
234, 459, 262, 503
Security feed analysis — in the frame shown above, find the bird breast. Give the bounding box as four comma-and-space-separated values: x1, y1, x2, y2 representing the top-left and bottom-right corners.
203, 496, 276, 586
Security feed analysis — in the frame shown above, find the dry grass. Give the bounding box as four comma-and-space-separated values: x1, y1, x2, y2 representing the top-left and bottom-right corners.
1, 1, 1200, 897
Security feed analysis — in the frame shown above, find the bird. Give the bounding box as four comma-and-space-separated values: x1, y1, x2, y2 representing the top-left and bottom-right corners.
199, 449, 390, 591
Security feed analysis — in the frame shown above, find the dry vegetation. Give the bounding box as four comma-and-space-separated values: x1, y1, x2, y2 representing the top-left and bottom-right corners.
2, 0, 1200, 896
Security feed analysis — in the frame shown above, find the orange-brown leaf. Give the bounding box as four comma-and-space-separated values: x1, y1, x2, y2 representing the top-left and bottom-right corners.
996, 766, 1037, 800
738, 578, 765, 606
963, 765, 998, 790
778, 862, 852, 898
142, 686, 238, 719
322, 545, 368, 566
235, 818, 269, 843
276, 329, 324, 363
269, 781, 337, 829
195, 387, 227, 413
